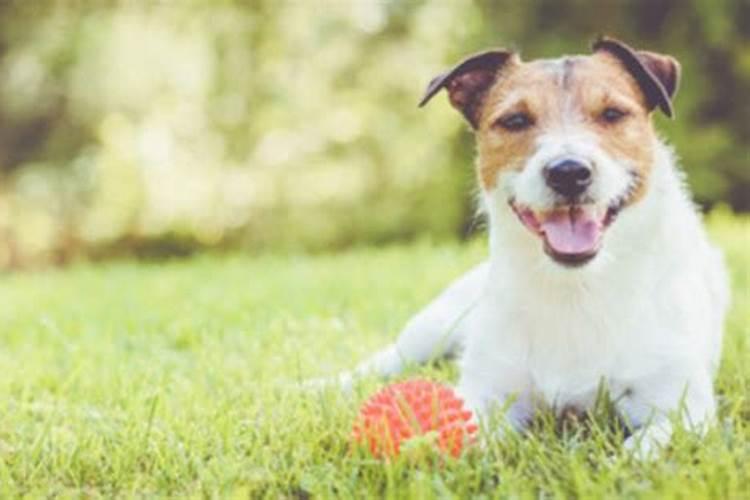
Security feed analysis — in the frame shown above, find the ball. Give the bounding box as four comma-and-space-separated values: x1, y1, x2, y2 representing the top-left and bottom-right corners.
351, 379, 477, 458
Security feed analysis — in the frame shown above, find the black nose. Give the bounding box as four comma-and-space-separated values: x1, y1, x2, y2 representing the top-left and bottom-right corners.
543, 159, 592, 198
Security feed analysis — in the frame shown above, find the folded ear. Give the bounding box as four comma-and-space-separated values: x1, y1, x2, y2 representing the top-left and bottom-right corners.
592, 37, 681, 118
419, 49, 516, 128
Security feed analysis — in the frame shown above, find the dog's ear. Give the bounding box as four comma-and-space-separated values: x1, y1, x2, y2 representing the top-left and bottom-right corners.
592, 37, 681, 118
419, 50, 516, 128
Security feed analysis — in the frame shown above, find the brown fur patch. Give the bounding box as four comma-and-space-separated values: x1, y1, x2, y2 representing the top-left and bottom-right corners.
474, 52, 657, 203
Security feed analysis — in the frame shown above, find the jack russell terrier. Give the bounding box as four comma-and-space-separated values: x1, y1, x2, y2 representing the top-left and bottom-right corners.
317, 38, 729, 457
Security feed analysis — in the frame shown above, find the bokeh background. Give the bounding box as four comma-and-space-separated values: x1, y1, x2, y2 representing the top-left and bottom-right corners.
1, 0, 748, 269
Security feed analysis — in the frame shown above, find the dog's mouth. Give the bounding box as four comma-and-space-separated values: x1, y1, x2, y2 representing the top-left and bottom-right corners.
510, 201, 623, 267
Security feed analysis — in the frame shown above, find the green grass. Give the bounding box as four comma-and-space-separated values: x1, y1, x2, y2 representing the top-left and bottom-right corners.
0, 213, 748, 498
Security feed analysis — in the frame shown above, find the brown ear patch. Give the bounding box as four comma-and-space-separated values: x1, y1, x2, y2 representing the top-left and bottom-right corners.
419, 50, 515, 128
592, 37, 680, 118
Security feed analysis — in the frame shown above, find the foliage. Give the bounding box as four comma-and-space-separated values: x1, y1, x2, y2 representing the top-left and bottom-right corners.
0, 215, 747, 496
0, 1, 748, 267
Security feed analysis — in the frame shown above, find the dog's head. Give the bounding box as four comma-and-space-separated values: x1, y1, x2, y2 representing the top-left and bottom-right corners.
420, 38, 680, 267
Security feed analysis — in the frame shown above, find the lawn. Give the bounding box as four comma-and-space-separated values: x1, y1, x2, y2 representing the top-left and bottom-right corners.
0, 213, 748, 498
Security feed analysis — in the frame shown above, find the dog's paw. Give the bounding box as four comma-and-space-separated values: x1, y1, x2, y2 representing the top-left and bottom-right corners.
298, 372, 354, 395
623, 423, 672, 461
623, 434, 659, 461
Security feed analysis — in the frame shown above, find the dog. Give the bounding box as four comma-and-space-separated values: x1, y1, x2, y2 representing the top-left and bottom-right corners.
317, 38, 729, 457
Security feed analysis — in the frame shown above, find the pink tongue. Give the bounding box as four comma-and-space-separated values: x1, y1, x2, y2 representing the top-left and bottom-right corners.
540, 210, 602, 255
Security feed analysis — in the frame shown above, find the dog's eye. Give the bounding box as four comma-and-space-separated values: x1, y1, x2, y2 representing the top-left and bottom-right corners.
496, 112, 534, 132
600, 107, 627, 124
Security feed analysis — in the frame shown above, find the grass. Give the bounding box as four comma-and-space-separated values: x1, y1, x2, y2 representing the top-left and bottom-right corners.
0, 213, 747, 498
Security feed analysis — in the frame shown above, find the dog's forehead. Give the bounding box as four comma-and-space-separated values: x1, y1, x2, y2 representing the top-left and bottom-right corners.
481, 52, 645, 122
506, 53, 637, 89
523, 56, 587, 84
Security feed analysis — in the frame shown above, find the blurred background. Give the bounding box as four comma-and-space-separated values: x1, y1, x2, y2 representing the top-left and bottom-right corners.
0, 0, 747, 269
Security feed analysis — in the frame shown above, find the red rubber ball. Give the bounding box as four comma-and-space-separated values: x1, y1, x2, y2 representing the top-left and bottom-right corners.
351, 379, 477, 458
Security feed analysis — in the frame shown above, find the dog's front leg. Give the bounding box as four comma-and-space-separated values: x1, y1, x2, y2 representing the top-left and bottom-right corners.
617, 365, 716, 459
455, 364, 534, 439
305, 262, 489, 392
460, 391, 534, 441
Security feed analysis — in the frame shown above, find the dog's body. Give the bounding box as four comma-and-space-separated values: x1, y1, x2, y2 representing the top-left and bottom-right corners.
322, 39, 729, 455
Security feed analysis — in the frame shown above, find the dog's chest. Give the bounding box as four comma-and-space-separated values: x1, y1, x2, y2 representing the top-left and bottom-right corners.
477, 272, 670, 410
521, 301, 633, 407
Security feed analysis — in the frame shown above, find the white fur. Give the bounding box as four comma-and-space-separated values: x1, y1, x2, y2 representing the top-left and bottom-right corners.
507, 128, 632, 210
316, 107, 728, 459
461, 141, 728, 451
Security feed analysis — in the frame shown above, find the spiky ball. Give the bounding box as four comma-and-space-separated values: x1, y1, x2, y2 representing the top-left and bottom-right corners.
351, 379, 477, 458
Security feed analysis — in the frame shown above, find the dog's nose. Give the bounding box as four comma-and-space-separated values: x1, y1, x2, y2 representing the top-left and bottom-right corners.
543, 159, 592, 198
